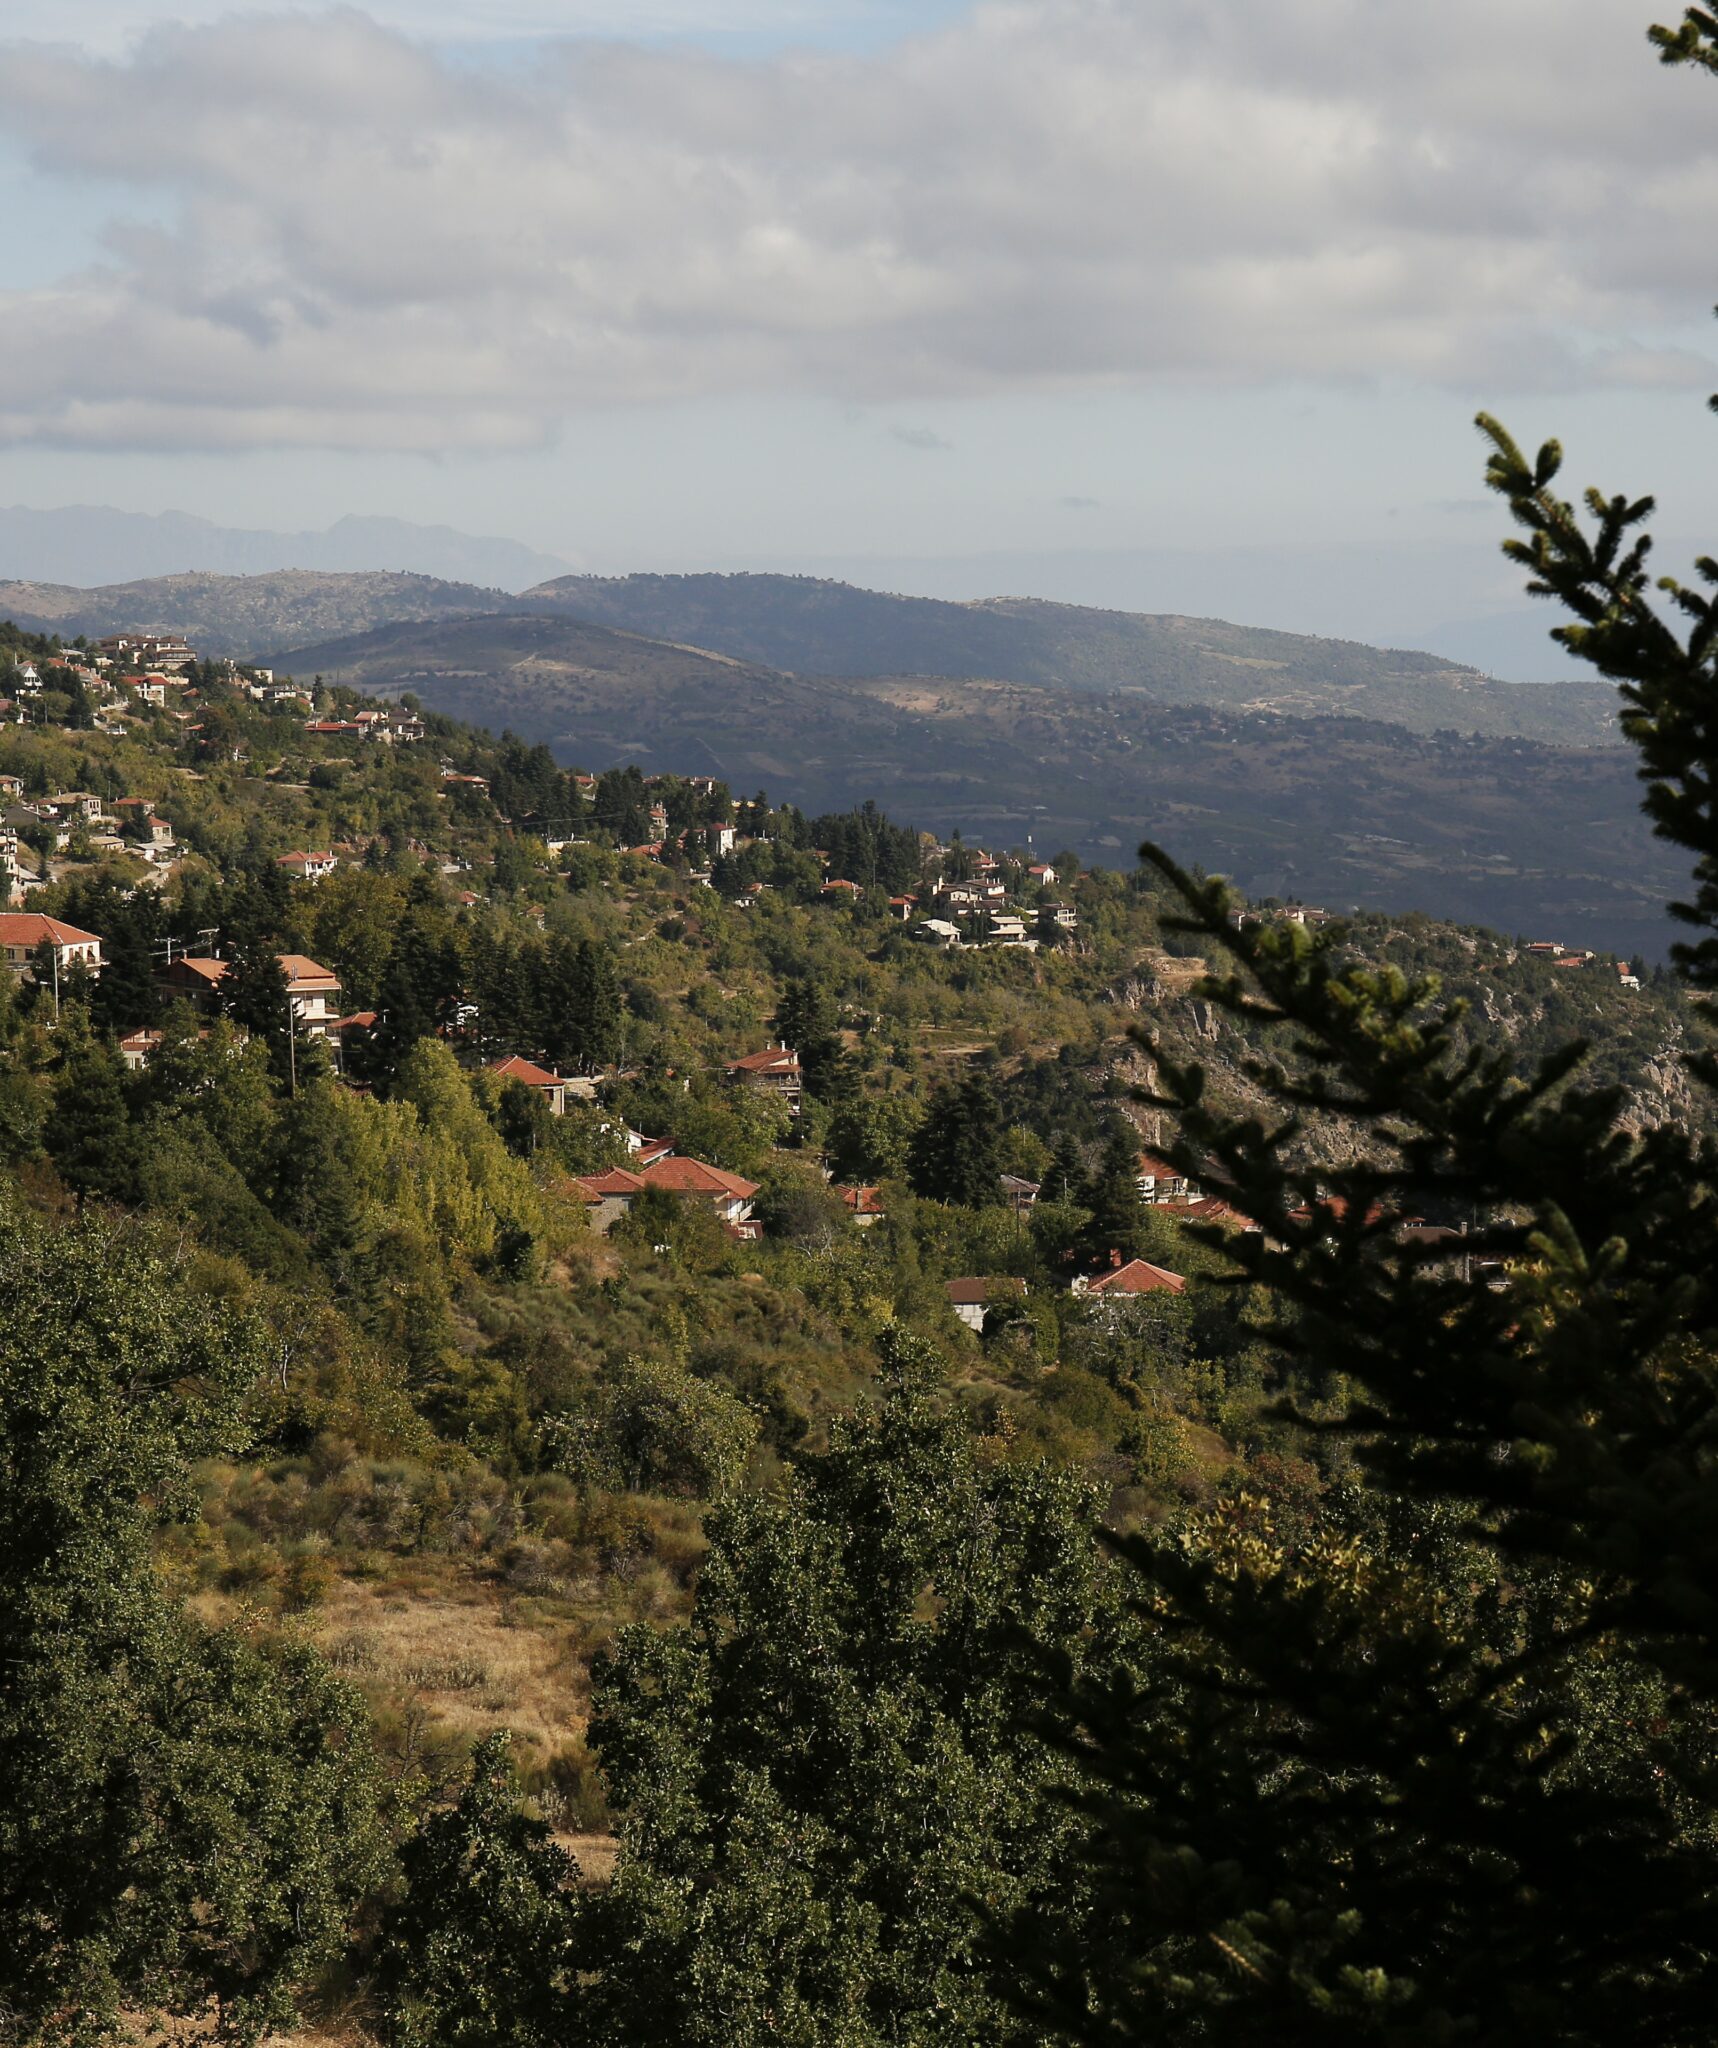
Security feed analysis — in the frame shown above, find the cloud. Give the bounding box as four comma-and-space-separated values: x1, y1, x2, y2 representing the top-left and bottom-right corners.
1059, 495, 1101, 511
2, 1, 1716, 451
890, 425, 953, 450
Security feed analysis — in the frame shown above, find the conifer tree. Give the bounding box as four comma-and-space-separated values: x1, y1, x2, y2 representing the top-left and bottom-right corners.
908, 1069, 1004, 1206
1003, 22, 1718, 2037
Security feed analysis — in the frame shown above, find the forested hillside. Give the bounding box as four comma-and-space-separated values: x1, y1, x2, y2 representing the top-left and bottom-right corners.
3, 613, 1714, 2042
266, 608, 1677, 958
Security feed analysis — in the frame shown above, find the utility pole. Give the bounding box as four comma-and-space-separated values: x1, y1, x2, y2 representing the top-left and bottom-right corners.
286, 992, 298, 1099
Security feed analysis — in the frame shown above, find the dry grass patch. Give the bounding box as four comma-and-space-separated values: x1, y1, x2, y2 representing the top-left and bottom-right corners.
315, 1576, 589, 1759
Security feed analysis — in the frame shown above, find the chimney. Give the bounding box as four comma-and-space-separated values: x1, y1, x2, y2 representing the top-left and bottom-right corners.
1109, 1247, 1123, 1269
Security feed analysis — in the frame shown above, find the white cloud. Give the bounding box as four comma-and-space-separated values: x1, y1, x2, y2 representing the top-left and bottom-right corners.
1, 0, 1716, 451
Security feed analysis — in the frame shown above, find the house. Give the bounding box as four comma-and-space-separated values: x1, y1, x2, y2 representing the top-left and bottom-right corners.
574, 1153, 762, 1236
944, 1275, 1028, 1333
912, 918, 963, 949
838, 1185, 887, 1228
276, 850, 339, 883
12, 663, 40, 693
987, 912, 1028, 945
488, 1053, 571, 1115
46, 792, 105, 823
1027, 862, 1058, 886
999, 1174, 1040, 1214
1072, 1257, 1187, 1303
157, 952, 343, 1044
822, 878, 862, 900
887, 894, 917, 920
0, 912, 104, 981
1137, 1148, 1200, 1204
573, 1165, 649, 1232
0, 775, 22, 800
96, 632, 195, 671
725, 1043, 804, 1114
639, 1155, 762, 1233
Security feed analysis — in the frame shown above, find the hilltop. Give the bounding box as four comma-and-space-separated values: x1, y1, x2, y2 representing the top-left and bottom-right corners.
0, 567, 516, 655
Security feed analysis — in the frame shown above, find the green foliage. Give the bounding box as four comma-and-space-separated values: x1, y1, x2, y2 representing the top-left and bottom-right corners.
542, 1354, 760, 1499
0, 1196, 386, 2043
588, 1357, 1112, 2045
908, 1069, 1004, 1207
379, 1733, 581, 2048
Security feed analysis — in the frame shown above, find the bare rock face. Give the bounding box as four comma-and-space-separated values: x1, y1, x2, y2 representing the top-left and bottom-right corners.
1188, 999, 1222, 1043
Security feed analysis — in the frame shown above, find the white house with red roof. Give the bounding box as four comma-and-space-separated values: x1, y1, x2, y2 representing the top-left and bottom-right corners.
276, 850, 338, 883
0, 912, 103, 981
157, 953, 343, 1044
944, 1275, 1028, 1332
573, 1153, 762, 1236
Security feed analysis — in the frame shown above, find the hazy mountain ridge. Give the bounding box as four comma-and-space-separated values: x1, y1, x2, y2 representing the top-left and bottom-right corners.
0, 505, 570, 591
524, 571, 1622, 743
0, 570, 518, 654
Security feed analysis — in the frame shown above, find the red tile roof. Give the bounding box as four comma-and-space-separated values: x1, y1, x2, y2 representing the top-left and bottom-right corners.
641, 1156, 759, 1201
945, 1276, 1027, 1306
1085, 1259, 1186, 1297
726, 1047, 801, 1076
489, 1053, 562, 1090
575, 1167, 648, 1200
0, 913, 102, 949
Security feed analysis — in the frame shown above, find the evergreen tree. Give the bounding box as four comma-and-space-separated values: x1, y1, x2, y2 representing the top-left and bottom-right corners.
1080, 1117, 1153, 1264
908, 1070, 1004, 1206
378, 1734, 581, 2048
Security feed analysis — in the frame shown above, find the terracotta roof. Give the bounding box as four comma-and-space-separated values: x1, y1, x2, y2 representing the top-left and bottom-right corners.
490, 1054, 563, 1090
1086, 1259, 1186, 1297
726, 1047, 801, 1075
633, 1134, 676, 1164
575, 1167, 647, 1199
0, 913, 102, 948
277, 954, 340, 991
641, 1156, 760, 1201
335, 1010, 379, 1031
945, 1276, 1027, 1306
169, 955, 228, 985
840, 1185, 885, 1215
1137, 1149, 1187, 1180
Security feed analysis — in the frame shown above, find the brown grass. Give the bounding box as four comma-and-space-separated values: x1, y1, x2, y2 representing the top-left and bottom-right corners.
313, 1576, 590, 1759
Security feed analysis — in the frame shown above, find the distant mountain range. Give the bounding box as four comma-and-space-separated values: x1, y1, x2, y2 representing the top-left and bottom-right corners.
1, 563, 1621, 745
517, 573, 1620, 743
0, 506, 569, 592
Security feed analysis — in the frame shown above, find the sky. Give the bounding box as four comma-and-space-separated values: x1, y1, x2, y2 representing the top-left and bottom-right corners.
3, 0, 1718, 671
